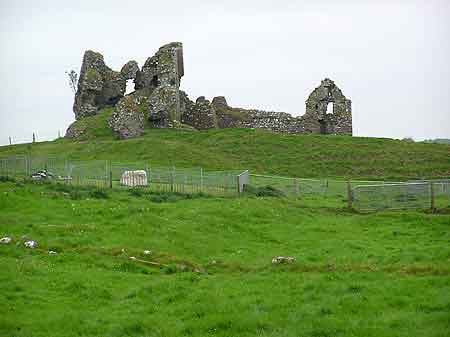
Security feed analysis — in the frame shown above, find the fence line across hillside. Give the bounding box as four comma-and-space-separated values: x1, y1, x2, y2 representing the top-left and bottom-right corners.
0, 155, 448, 210
247, 173, 449, 211
350, 182, 431, 212
0, 155, 242, 196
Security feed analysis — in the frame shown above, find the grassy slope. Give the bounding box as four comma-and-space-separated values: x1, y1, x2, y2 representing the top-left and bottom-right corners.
0, 181, 449, 337
1, 117, 450, 336
1, 128, 449, 180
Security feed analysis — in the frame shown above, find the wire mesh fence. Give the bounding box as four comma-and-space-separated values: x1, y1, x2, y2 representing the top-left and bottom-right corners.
111, 163, 239, 196
68, 160, 109, 188
248, 174, 449, 211
406, 180, 450, 197
1, 155, 448, 205
351, 182, 433, 211
248, 174, 326, 197
247, 175, 401, 197
0, 155, 28, 178
0, 156, 240, 196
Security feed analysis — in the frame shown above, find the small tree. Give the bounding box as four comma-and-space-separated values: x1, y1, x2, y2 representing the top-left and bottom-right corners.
66, 70, 78, 94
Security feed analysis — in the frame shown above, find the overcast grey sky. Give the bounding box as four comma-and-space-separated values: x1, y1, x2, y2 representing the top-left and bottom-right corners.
0, 0, 449, 145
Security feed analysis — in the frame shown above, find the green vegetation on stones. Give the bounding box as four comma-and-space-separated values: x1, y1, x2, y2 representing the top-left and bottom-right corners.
216, 106, 250, 121
66, 108, 115, 140
85, 68, 102, 82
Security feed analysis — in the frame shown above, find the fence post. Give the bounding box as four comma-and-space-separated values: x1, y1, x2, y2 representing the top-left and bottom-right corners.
430, 182, 435, 212
28, 154, 32, 176
145, 163, 149, 189
109, 161, 113, 189
236, 175, 240, 196
200, 167, 203, 192
170, 166, 175, 192
347, 181, 353, 209
294, 178, 299, 197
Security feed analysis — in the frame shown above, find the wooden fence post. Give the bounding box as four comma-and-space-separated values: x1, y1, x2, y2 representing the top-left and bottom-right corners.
347, 181, 353, 209
200, 167, 203, 193
170, 167, 175, 192
236, 175, 240, 196
109, 161, 113, 189
430, 182, 435, 212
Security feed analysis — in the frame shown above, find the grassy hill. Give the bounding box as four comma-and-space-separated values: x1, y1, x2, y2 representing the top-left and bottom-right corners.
1, 115, 449, 180
1, 181, 449, 337
1, 118, 450, 336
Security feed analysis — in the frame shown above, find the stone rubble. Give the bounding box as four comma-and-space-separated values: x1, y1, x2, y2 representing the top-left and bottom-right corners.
0, 237, 12, 244
271, 256, 296, 264
24, 240, 38, 249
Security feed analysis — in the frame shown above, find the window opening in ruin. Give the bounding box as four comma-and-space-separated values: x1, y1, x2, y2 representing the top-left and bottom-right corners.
151, 75, 159, 87
125, 79, 134, 95
326, 102, 334, 114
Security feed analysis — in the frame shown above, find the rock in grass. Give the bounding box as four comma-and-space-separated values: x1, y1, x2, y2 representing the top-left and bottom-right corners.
272, 256, 296, 264
0, 237, 12, 244
24, 240, 38, 249
48, 250, 57, 255
143, 250, 152, 255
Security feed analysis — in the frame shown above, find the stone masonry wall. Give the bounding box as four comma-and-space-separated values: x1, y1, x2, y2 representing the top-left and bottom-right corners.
67, 42, 352, 139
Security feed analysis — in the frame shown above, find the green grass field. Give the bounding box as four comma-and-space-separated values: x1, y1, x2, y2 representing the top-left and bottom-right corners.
0, 180, 449, 337
1, 126, 450, 336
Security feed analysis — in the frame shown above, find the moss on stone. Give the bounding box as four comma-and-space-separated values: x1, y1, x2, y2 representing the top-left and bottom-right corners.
86, 68, 102, 82
216, 106, 250, 121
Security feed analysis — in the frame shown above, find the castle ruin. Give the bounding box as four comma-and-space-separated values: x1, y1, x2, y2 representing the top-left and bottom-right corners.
67, 42, 352, 139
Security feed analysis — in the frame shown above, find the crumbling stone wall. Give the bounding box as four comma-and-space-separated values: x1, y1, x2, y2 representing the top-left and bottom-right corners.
109, 96, 145, 139
135, 42, 184, 127
181, 96, 217, 130
179, 78, 352, 135
67, 42, 352, 139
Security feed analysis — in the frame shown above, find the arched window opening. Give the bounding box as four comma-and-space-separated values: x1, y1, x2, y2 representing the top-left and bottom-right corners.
125, 79, 134, 95
326, 102, 334, 114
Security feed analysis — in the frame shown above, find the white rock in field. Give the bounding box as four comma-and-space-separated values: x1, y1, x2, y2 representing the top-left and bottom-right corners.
0, 237, 12, 244
143, 250, 152, 255
120, 170, 148, 187
48, 250, 57, 255
129, 256, 136, 260
24, 240, 38, 249
271, 256, 296, 264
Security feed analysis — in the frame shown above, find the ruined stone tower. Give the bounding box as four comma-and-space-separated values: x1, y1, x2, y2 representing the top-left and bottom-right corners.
67, 43, 352, 139
135, 42, 184, 127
